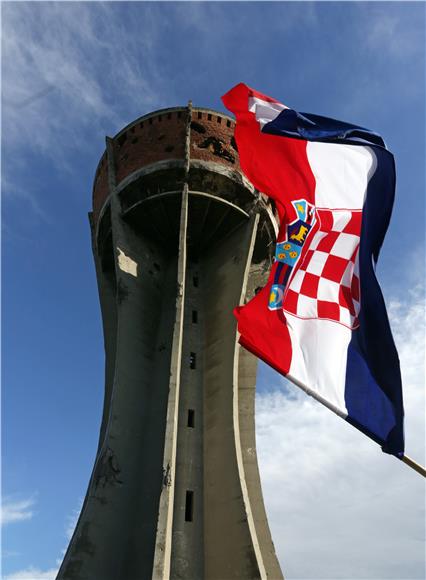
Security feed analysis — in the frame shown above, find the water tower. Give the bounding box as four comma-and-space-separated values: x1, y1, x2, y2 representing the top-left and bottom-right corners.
57, 103, 283, 580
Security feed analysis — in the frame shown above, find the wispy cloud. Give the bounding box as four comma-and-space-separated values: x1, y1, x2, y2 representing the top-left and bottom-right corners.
1, 2, 175, 224
1, 498, 35, 526
1, 2, 171, 160
2, 178, 52, 224
317, 3, 425, 122
3, 499, 82, 580
4, 566, 58, 580
256, 282, 425, 579
364, 8, 425, 60
2, 550, 21, 559
65, 498, 83, 541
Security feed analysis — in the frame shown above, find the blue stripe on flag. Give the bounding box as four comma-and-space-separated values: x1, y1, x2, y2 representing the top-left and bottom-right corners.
344, 147, 404, 456
263, 109, 386, 147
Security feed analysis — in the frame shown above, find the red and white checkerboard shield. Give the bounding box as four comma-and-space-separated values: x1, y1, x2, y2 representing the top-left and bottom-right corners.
283, 209, 362, 329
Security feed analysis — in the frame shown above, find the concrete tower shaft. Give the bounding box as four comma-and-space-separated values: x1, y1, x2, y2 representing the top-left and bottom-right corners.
58, 104, 283, 580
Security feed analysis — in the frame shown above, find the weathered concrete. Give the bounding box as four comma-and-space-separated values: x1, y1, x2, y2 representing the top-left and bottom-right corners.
202, 215, 264, 580
152, 186, 188, 580
57, 104, 283, 580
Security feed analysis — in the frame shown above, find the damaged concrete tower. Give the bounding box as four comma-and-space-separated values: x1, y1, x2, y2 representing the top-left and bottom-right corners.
58, 104, 283, 580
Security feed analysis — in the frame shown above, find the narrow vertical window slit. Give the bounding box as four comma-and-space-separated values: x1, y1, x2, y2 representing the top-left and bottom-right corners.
187, 409, 195, 428
185, 491, 194, 522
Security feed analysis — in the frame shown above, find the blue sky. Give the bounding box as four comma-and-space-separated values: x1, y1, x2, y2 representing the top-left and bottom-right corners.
2, 2, 425, 579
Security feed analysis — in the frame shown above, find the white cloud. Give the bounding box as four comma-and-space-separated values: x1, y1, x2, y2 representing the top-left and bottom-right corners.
256, 283, 425, 579
4, 566, 58, 580
3, 498, 82, 580
1, 498, 35, 526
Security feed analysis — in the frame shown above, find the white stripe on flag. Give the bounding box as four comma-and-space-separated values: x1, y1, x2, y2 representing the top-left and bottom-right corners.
286, 312, 351, 415
248, 96, 288, 128
306, 142, 377, 210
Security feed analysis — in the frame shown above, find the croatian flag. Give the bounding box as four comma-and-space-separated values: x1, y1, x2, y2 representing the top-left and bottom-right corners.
223, 83, 404, 456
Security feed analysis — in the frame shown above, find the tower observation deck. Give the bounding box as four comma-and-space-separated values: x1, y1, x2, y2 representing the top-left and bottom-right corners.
58, 103, 283, 580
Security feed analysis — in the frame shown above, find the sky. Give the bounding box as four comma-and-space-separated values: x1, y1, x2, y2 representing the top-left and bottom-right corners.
1, 2, 425, 579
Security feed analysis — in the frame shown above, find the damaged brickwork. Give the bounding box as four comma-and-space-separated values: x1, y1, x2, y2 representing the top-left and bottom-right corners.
92, 107, 241, 224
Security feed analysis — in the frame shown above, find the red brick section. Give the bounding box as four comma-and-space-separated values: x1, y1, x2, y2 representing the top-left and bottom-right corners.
114, 112, 186, 184
190, 111, 240, 172
92, 108, 242, 224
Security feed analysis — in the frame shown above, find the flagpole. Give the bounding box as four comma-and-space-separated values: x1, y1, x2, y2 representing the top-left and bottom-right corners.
285, 373, 348, 418
285, 374, 426, 478
401, 455, 426, 478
